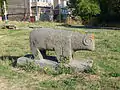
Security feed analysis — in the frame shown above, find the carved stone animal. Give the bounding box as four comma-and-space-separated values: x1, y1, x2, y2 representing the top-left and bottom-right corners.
30, 28, 95, 63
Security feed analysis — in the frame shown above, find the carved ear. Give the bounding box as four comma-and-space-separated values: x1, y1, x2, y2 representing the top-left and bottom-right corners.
83, 34, 94, 46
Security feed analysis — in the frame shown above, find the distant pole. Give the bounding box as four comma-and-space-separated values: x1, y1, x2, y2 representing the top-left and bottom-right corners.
58, 0, 61, 22
29, 0, 32, 16
3, 1, 8, 22
52, 0, 54, 9
36, 0, 39, 21
51, 0, 54, 22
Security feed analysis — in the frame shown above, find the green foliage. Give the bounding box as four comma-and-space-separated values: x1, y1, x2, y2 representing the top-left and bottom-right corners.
17, 61, 42, 72
108, 72, 120, 77
53, 64, 74, 76
39, 77, 78, 90
99, 0, 120, 21
39, 63, 74, 76
68, 0, 120, 22
68, 0, 100, 22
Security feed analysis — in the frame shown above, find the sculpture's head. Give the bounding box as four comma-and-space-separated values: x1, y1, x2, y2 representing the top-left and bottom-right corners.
82, 34, 95, 51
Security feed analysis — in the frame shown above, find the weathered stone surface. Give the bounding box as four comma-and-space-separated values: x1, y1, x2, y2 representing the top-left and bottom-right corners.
29, 28, 95, 63
66, 60, 93, 72
17, 57, 93, 72
17, 57, 59, 70
17, 57, 34, 65
35, 59, 59, 70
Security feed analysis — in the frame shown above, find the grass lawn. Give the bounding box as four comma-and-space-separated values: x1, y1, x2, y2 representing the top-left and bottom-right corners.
0, 21, 120, 90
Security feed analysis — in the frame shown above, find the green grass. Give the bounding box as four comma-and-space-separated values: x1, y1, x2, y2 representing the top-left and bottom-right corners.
0, 21, 120, 90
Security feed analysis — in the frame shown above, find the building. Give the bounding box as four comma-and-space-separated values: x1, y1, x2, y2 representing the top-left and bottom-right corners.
7, 0, 29, 21
7, 0, 68, 21
29, 0, 68, 21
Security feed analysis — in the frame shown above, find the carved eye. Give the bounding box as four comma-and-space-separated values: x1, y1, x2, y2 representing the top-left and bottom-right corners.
83, 35, 93, 46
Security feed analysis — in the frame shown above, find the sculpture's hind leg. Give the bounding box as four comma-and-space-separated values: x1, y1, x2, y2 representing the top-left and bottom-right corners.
30, 42, 43, 60
30, 42, 37, 58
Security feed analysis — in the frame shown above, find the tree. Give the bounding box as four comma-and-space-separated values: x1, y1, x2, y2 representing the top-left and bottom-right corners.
68, 0, 100, 21
99, 0, 120, 21
0, 0, 7, 16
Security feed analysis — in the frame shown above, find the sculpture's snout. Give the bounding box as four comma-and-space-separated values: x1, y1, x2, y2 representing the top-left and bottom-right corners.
89, 34, 95, 51
90, 34, 94, 40
91, 34, 95, 51
83, 34, 95, 51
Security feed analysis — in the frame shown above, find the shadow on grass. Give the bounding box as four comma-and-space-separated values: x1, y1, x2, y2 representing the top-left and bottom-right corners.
0, 54, 36, 67
25, 54, 58, 62
58, 24, 120, 30
44, 56, 58, 62
0, 54, 58, 67
0, 55, 21, 67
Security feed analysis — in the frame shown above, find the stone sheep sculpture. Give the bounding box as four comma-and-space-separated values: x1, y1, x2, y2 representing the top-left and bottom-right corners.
30, 28, 95, 63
